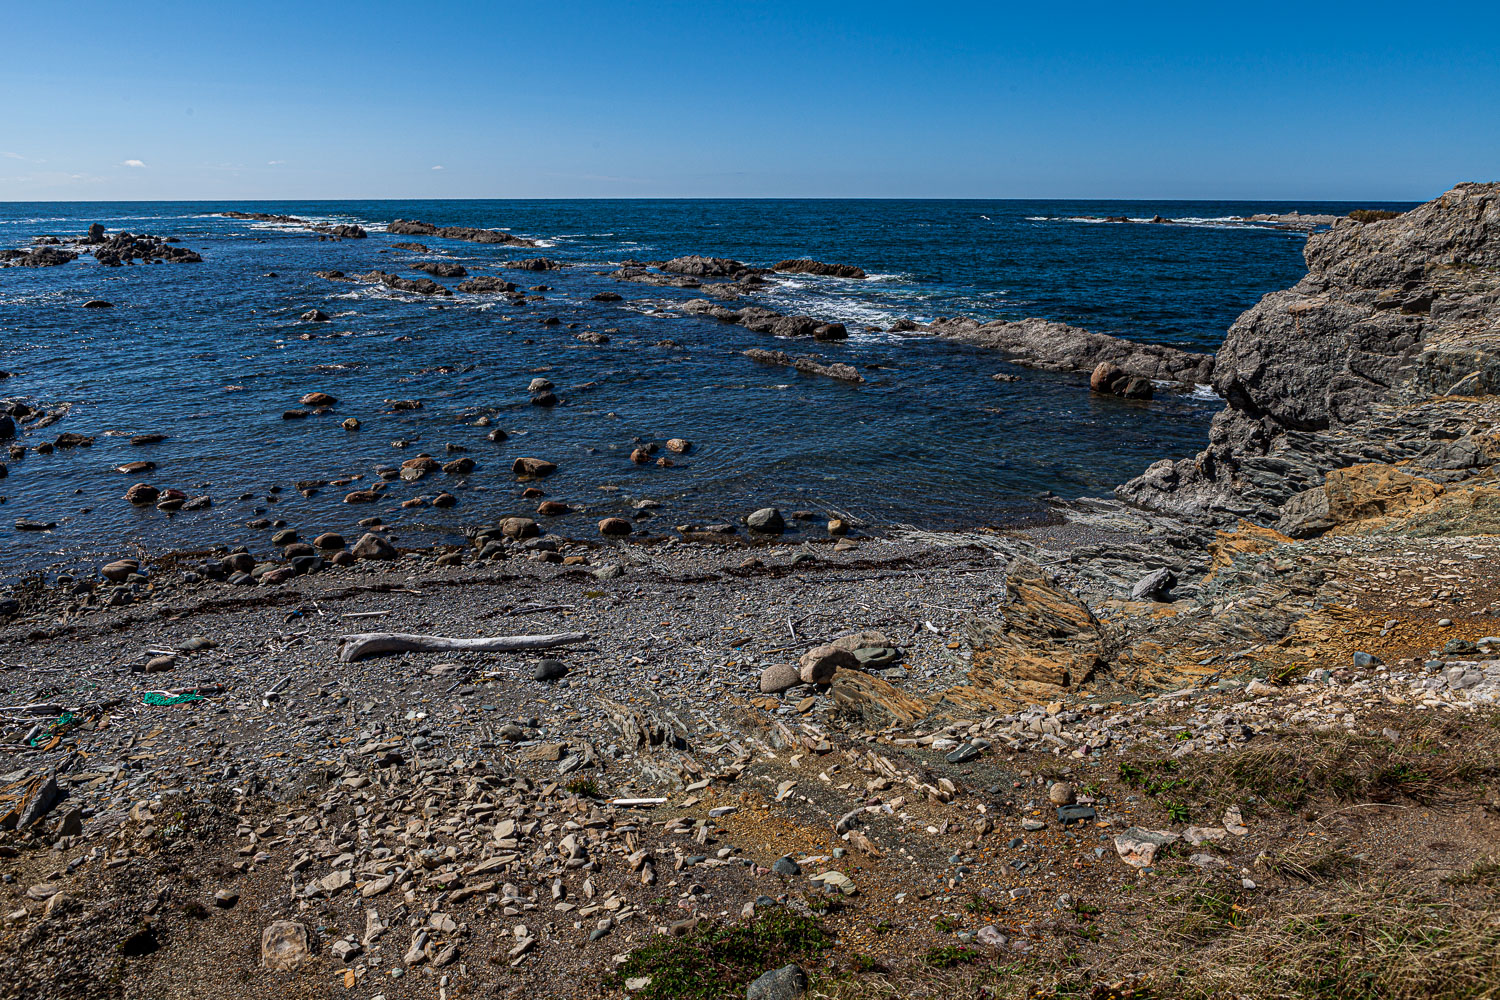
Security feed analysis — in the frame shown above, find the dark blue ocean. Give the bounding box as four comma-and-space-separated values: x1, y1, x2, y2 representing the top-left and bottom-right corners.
0, 199, 1409, 577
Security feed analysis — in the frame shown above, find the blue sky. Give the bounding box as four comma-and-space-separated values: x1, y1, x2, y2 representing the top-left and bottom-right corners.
3, 1, 1495, 201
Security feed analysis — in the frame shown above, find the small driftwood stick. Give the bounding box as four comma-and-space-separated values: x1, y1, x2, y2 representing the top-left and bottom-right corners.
338, 631, 590, 663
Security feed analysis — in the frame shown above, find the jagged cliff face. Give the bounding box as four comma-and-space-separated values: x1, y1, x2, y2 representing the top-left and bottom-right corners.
1120, 182, 1500, 534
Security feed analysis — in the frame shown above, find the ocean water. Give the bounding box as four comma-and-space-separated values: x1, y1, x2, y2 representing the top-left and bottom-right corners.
0, 199, 1409, 578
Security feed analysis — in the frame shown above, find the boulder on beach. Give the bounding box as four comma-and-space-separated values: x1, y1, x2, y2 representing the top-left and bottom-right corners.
351, 533, 397, 560
747, 507, 785, 534
598, 517, 632, 537
501, 517, 540, 540
759, 663, 801, 693
100, 559, 140, 582
798, 644, 859, 684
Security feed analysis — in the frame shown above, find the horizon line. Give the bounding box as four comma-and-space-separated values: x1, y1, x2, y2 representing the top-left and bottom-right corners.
0, 194, 1430, 205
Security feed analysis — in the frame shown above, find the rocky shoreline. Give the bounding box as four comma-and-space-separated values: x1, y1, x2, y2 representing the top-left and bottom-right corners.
2, 186, 1499, 999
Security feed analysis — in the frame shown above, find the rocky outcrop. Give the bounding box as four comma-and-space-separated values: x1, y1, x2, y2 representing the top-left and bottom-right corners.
92, 232, 202, 266
0, 247, 78, 267
773, 258, 867, 279
218, 211, 303, 223
456, 275, 516, 294
356, 270, 452, 296
929, 315, 1213, 384
1119, 182, 1500, 530
217, 212, 365, 238
659, 256, 767, 279
743, 349, 864, 382
387, 219, 538, 247
412, 261, 467, 278
680, 299, 847, 341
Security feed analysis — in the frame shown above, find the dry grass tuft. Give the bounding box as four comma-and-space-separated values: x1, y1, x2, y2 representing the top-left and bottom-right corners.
1142, 881, 1500, 1000
1172, 712, 1500, 812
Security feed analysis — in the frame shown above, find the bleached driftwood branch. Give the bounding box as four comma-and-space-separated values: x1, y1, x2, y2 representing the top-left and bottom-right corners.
338, 631, 589, 663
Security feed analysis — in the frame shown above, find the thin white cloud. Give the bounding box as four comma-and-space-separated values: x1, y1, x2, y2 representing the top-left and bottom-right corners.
431, 165, 444, 171
1, 152, 22, 160
122, 159, 146, 168
267, 160, 284, 166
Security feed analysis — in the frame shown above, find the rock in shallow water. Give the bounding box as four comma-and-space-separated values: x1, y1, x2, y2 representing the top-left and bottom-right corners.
747, 507, 784, 534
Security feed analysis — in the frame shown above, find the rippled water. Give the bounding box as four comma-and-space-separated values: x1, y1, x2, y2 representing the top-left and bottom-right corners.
0, 198, 1408, 578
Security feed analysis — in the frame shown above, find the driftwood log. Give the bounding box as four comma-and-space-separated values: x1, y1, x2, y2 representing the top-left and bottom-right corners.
338, 631, 589, 663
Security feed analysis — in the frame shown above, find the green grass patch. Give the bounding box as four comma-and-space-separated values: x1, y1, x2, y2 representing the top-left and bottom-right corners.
922, 944, 984, 968
564, 777, 601, 798
608, 908, 829, 1000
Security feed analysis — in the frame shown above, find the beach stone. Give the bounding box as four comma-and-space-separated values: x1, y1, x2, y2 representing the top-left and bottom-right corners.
124, 483, 159, 505
301, 310, 329, 322
1131, 567, 1176, 602
443, 457, 475, 474
830, 631, 889, 653
501, 517, 540, 540
513, 457, 557, 477
313, 532, 344, 550
1113, 827, 1179, 868
537, 500, 570, 515
759, 663, 800, 693
533, 659, 568, 682
1048, 781, 1076, 806
1057, 804, 1096, 826
666, 438, 691, 453
946, 743, 982, 764
331, 550, 355, 567
827, 518, 850, 536
101, 559, 139, 582
747, 963, 807, 1000
528, 378, 553, 393
771, 857, 801, 876
747, 507, 784, 534
300, 392, 336, 406
271, 529, 297, 545
1090, 362, 1125, 393
82, 300, 112, 308
852, 646, 900, 669
976, 925, 1008, 948
598, 517, 632, 536
798, 644, 858, 684
432, 492, 456, 508
342, 418, 360, 431
261, 920, 313, 971
352, 533, 397, 560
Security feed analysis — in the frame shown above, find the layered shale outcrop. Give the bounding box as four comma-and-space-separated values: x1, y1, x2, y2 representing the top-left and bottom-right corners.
1119, 182, 1500, 535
